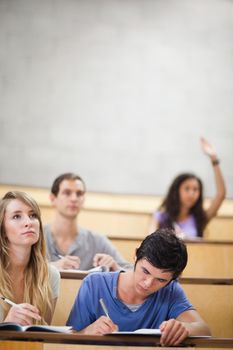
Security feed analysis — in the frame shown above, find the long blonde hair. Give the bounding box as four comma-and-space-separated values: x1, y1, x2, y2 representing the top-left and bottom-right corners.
0, 191, 52, 324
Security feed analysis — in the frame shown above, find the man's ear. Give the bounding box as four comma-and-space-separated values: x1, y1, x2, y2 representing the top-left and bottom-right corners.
134, 248, 138, 261
49, 193, 56, 205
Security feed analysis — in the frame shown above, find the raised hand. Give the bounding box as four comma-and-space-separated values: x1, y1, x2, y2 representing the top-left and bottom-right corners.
200, 137, 217, 160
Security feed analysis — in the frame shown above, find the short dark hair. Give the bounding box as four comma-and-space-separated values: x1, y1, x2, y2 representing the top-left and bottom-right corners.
51, 173, 86, 196
135, 228, 188, 279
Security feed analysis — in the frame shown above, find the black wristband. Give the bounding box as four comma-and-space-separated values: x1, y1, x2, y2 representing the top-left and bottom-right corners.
212, 159, 220, 166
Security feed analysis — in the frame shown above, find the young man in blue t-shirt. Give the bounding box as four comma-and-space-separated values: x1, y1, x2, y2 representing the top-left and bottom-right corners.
67, 228, 211, 346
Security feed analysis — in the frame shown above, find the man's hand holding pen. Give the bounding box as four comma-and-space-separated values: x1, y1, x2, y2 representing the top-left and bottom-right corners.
83, 315, 118, 335
82, 298, 118, 335
79, 298, 118, 335
53, 254, 80, 270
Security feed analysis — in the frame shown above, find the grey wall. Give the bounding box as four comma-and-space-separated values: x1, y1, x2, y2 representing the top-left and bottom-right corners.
0, 0, 233, 197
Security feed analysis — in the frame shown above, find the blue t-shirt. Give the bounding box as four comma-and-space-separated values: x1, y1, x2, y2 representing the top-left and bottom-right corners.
67, 271, 193, 331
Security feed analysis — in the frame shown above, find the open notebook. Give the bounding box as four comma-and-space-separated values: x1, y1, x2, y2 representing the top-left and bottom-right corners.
110, 329, 161, 335
0, 323, 72, 333
108, 329, 211, 338
60, 265, 109, 273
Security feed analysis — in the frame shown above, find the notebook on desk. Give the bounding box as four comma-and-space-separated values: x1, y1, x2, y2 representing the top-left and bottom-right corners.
108, 328, 161, 335
0, 323, 72, 333
60, 265, 109, 274
107, 329, 211, 338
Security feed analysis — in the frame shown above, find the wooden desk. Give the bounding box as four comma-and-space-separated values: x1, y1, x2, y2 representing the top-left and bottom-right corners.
184, 240, 233, 278
1, 184, 233, 241
180, 278, 233, 337
0, 331, 232, 350
51, 273, 83, 326
52, 273, 233, 338
110, 238, 233, 278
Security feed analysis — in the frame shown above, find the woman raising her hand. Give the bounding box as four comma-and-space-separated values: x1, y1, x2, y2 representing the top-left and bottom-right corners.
149, 137, 226, 239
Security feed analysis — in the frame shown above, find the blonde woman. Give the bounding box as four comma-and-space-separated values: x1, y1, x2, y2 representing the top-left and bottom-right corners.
0, 191, 60, 325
